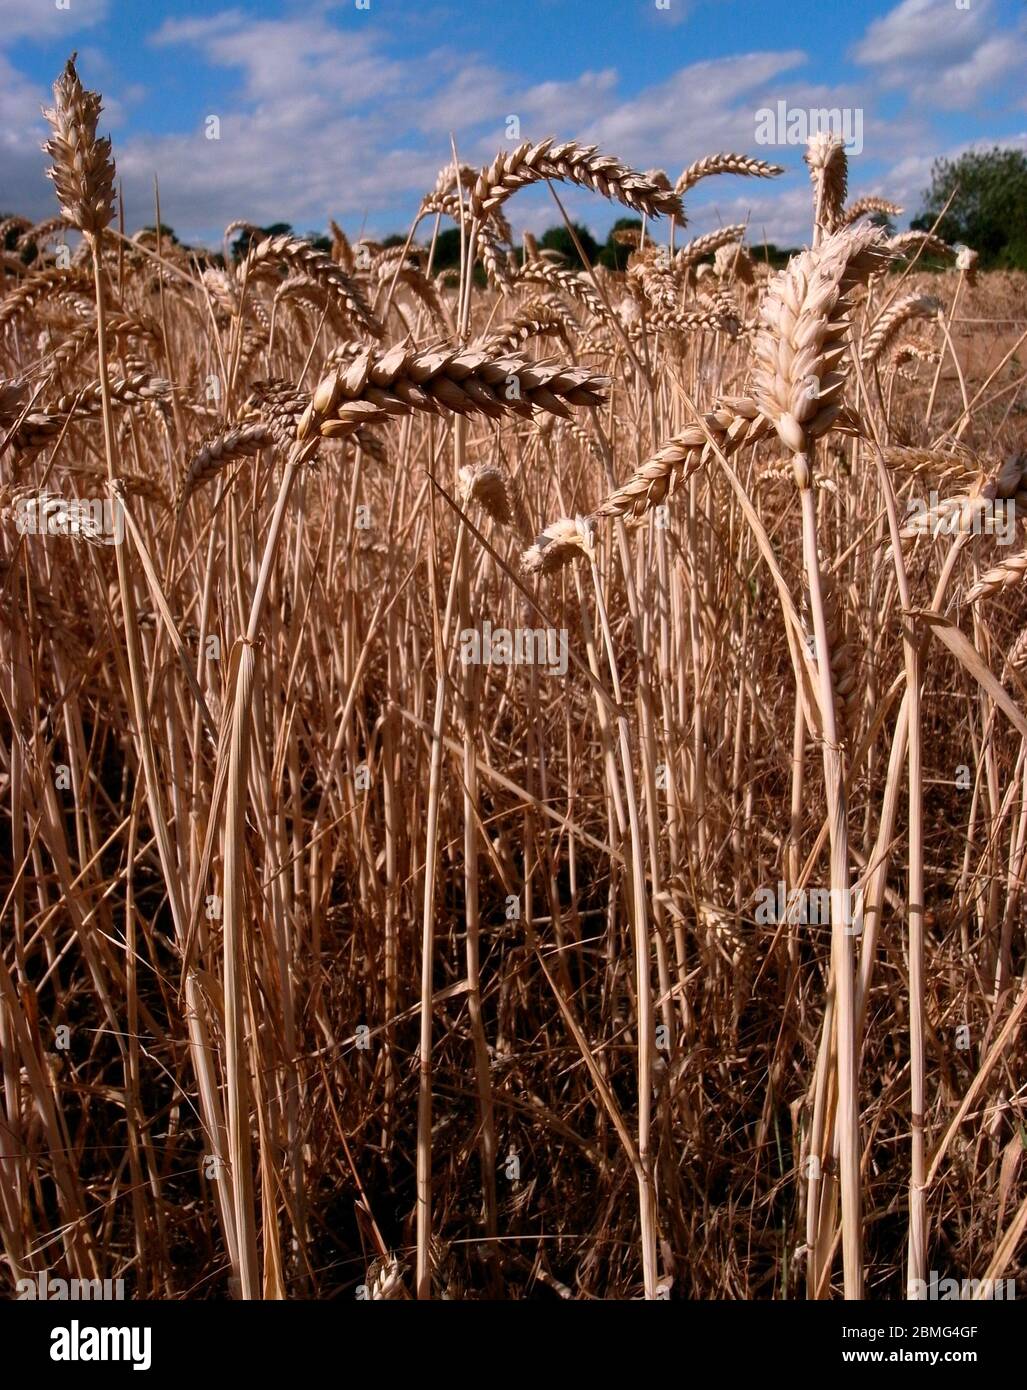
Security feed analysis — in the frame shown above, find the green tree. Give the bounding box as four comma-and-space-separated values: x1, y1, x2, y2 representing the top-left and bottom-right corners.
912, 147, 1027, 270
141, 222, 179, 244
422, 226, 487, 285
599, 217, 643, 270
429, 226, 461, 271
538, 222, 600, 267
752, 242, 799, 270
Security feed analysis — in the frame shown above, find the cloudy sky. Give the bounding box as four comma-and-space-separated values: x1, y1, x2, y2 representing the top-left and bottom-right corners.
2, 0, 1026, 249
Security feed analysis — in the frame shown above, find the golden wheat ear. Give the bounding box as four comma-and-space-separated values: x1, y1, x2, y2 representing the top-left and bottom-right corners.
752, 224, 889, 462
42, 55, 116, 237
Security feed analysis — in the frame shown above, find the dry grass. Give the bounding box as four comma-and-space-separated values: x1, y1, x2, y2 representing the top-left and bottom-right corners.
1, 56, 1026, 1301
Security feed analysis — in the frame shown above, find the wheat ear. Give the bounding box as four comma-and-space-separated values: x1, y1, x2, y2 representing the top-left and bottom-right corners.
805, 133, 848, 244
469, 138, 683, 223
964, 550, 1027, 604
838, 196, 903, 227
176, 421, 275, 508
674, 152, 783, 196
861, 294, 941, 365
298, 346, 607, 442
753, 224, 888, 475
244, 233, 384, 339
42, 56, 116, 236
521, 399, 768, 574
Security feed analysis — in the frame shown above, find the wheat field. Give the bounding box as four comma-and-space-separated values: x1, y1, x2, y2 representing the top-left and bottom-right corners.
0, 57, 1025, 1303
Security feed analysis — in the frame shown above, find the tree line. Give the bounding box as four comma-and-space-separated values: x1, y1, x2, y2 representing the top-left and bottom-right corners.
5, 147, 1025, 274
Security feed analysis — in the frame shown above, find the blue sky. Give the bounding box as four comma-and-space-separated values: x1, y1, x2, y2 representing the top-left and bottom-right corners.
2, 0, 1026, 248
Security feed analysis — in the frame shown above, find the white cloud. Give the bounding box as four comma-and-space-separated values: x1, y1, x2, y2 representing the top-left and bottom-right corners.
0, 53, 52, 222
853, 0, 1027, 110
0, 0, 108, 42
155, 12, 408, 107
854, 0, 990, 68
933, 35, 1027, 111
119, 13, 827, 243
3, 1, 1024, 249
882, 132, 1027, 215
